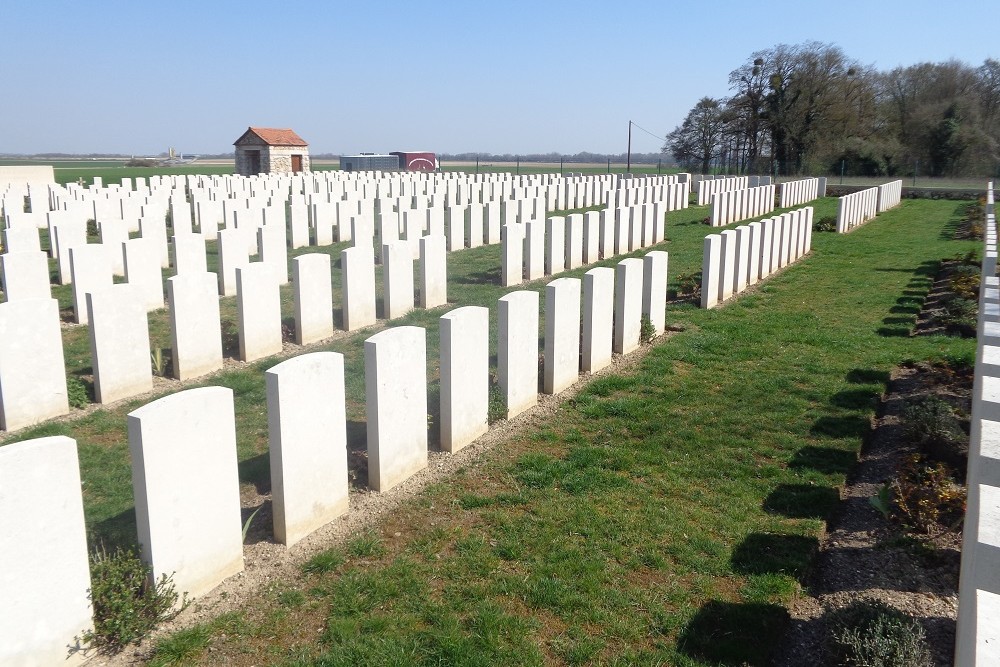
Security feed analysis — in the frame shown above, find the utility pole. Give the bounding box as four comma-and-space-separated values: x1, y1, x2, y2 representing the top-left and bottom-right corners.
626, 120, 633, 174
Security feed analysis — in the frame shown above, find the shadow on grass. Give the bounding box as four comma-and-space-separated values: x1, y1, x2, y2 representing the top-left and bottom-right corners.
810, 415, 868, 439
876, 326, 912, 338
731, 532, 818, 582
677, 600, 789, 666
452, 267, 502, 285
845, 368, 890, 385
789, 445, 856, 475
238, 452, 270, 494
90, 507, 139, 551
763, 483, 839, 519
829, 388, 879, 410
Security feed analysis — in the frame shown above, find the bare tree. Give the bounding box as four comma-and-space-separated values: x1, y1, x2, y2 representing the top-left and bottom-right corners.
664, 98, 725, 173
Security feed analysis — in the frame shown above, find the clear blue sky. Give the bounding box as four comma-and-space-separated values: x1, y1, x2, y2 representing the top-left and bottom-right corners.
2, 0, 995, 156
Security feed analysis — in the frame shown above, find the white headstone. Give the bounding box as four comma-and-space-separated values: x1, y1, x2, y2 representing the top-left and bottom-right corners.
419, 234, 447, 309
499, 290, 539, 418
364, 326, 428, 492
168, 272, 223, 380
440, 306, 489, 453
69, 244, 113, 324
614, 258, 643, 354
341, 246, 377, 331
642, 251, 668, 335
266, 352, 349, 547
0, 250, 51, 301
128, 386, 244, 601
544, 277, 581, 394
236, 263, 282, 362
0, 436, 92, 666
582, 267, 614, 372
383, 241, 414, 320
123, 237, 164, 311
0, 298, 69, 430
87, 284, 153, 404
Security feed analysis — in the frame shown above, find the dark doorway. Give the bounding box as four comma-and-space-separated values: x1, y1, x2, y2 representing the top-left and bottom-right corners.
291, 154, 303, 173
247, 150, 261, 174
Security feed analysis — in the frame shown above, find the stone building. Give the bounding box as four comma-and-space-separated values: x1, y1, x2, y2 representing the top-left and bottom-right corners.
233, 127, 310, 176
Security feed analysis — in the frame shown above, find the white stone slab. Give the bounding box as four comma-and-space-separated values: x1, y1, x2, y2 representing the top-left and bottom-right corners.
440, 306, 489, 453
583, 211, 600, 264
69, 244, 113, 324
383, 242, 414, 320
293, 254, 334, 345
51, 221, 87, 285
0, 436, 92, 666
266, 352, 349, 546
128, 386, 244, 602
236, 263, 282, 362
525, 219, 545, 280
140, 214, 170, 269
718, 229, 737, 302
2, 225, 40, 254
499, 290, 539, 418
258, 223, 289, 285
87, 284, 152, 404
168, 272, 222, 381
701, 234, 721, 309
217, 228, 250, 297
501, 223, 524, 287
642, 251, 668, 335
0, 298, 69, 430
124, 237, 164, 311
583, 267, 614, 372
419, 234, 447, 309
341, 246, 376, 331
614, 258, 643, 354
544, 277, 581, 394
545, 216, 566, 275
734, 226, 751, 294
364, 326, 428, 492
1, 250, 51, 301
172, 232, 207, 275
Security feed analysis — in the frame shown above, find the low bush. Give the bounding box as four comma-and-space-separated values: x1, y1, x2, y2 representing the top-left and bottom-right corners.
814, 215, 837, 232
640, 315, 656, 345
79, 547, 179, 651
901, 395, 966, 464
892, 454, 966, 532
66, 375, 92, 409
825, 598, 933, 667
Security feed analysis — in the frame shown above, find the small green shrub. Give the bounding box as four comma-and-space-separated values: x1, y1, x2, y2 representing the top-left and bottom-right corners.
488, 381, 507, 424
814, 215, 837, 232
901, 395, 965, 461
826, 598, 932, 667
86, 219, 99, 238
79, 547, 179, 651
66, 375, 91, 409
639, 315, 656, 345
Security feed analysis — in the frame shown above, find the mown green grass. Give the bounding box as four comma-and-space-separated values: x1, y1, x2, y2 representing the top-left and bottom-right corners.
119, 197, 977, 666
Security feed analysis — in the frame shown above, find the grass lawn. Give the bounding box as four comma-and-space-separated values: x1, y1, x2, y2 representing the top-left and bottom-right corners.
1, 194, 976, 664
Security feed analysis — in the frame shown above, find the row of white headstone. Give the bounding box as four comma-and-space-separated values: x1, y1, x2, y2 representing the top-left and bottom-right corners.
700, 207, 815, 309
955, 182, 998, 667
695, 176, 750, 206
835, 180, 903, 233
0, 251, 668, 666
778, 177, 823, 208
709, 184, 776, 227
500, 197, 680, 288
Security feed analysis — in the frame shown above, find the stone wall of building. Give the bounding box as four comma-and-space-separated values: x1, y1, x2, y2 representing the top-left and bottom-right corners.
266, 145, 311, 174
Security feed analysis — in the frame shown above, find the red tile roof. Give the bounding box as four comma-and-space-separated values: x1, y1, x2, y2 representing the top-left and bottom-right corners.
234, 127, 308, 147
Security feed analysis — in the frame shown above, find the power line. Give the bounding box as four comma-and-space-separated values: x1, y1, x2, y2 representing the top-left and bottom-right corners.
630, 121, 668, 143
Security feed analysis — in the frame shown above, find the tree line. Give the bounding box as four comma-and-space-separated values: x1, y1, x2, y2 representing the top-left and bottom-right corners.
664, 41, 1000, 177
